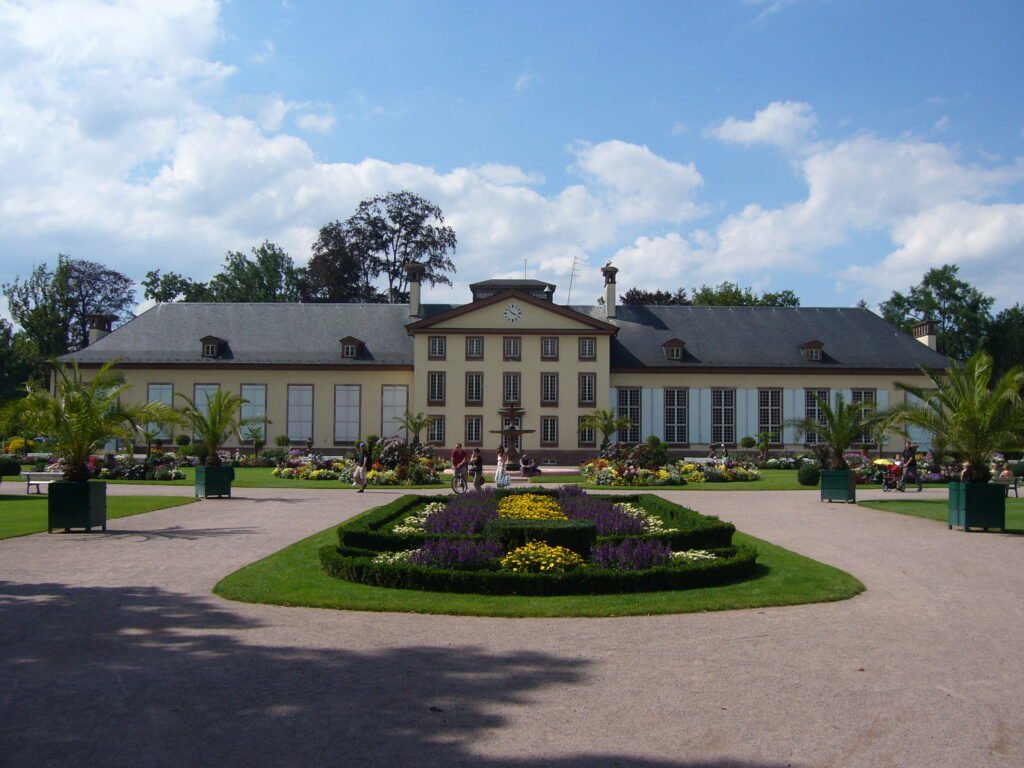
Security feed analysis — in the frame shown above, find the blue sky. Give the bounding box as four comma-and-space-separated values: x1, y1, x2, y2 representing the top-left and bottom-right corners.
2, 0, 1023, 320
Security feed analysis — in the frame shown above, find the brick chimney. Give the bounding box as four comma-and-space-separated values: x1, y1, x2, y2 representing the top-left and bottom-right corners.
406, 263, 426, 318
912, 320, 937, 351
601, 263, 618, 319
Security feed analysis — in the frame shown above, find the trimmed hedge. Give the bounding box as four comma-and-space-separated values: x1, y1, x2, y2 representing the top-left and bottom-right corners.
319, 543, 758, 596
0, 455, 21, 477
337, 494, 447, 551
797, 464, 820, 487
484, 518, 597, 558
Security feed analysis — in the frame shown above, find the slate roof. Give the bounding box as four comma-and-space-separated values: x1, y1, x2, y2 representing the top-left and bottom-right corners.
61, 300, 950, 371
571, 304, 951, 370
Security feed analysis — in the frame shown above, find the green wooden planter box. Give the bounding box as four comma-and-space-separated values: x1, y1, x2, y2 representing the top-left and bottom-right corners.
48, 481, 107, 533
820, 469, 856, 503
195, 465, 235, 498
947, 481, 1006, 532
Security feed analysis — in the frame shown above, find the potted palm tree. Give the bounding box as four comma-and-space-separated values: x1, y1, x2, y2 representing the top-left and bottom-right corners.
788, 393, 878, 503
579, 408, 634, 452
177, 388, 256, 498
21, 361, 174, 532
888, 352, 1024, 532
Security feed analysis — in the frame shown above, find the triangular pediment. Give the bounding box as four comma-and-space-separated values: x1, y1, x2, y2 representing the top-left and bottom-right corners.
406, 290, 617, 335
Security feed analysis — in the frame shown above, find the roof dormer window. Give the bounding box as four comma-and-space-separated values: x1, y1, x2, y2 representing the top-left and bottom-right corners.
340, 336, 363, 359
200, 335, 226, 358
800, 340, 824, 363
662, 338, 685, 362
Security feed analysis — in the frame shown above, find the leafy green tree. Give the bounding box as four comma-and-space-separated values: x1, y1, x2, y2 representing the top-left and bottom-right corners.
887, 352, 1024, 483
21, 361, 175, 481
302, 220, 387, 302
879, 264, 994, 361
207, 241, 303, 302
620, 287, 689, 305
345, 191, 457, 303
0, 320, 41, 402
3, 255, 135, 355
984, 303, 1024, 379
141, 270, 212, 303
691, 281, 801, 307
579, 408, 634, 450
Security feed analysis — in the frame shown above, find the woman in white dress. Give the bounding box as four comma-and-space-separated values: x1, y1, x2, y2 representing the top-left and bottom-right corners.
494, 444, 507, 488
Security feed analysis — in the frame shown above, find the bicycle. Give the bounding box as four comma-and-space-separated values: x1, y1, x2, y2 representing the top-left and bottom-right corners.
451, 469, 469, 494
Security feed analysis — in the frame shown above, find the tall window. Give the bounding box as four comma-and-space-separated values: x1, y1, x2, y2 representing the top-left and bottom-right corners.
193, 384, 219, 440
465, 372, 483, 405
428, 372, 445, 405
664, 388, 688, 444
503, 372, 521, 405
147, 384, 173, 439
851, 389, 876, 444
616, 388, 640, 444
578, 372, 596, 406
541, 416, 558, 446
334, 385, 360, 443
381, 385, 407, 438
466, 336, 483, 360
428, 415, 445, 445
804, 389, 829, 444
428, 336, 446, 360
579, 337, 596, 360
541, 372, 558, 405
711, 388, 736, 445
503, 336, 521, 361
465, 415, 482, 445
578, 416, 596, 447
287, 384, 313, 442
240, 384, 267, 442
541, 337, 559, 360
758, 388, 783, 444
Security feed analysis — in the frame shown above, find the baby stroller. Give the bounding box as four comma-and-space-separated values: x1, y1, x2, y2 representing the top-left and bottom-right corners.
882, 463, 902, 492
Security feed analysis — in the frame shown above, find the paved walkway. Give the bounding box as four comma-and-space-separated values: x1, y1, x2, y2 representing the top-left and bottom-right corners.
1, 484, 1021, 768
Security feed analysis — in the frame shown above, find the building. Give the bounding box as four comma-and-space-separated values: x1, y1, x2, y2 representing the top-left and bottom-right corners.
60, 263, 948, 460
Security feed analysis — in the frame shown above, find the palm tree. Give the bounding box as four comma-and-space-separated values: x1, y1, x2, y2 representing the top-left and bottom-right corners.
579, 408, 634, 450
886, 352, 1024, 483
787, 393, 879, 470
177, 389, 257, 467
394, 410, 434, 446
21, 360, 175, 481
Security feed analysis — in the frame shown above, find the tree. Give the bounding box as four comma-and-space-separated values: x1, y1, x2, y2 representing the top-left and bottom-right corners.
394, 410, 435, 446
176, 389, 258, 468
690, 281, 801, 307
207, 242, 303, 302
984, 303, 1024, 379
3, 255, 135, 355
579, 408, 634, 450
302, 220, 387, 303
886, 352, 1024, 483
20, 361, 175, 481
879, 264, 994, 361
344, 191, 457, 303
620, 287, 689, 305
786, 393, 880, 470
0, 320, 40, 402
141, 270, 212, 303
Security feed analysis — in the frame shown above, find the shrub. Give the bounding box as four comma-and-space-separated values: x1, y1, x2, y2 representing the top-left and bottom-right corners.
797, 464, 820, 486
591, 539, 673, 571
260, 446, 288, 465
484, 518, 597, 558
274, 434, 291, 447
739, 436, 757, 449
408, 539, 502, 570
174, 434, 191, 447
0, 454, 21, 477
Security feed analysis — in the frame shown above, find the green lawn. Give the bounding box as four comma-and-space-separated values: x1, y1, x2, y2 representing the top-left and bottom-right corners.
535, 468, 812, 491
860, 495, 1024, 533
214, 525, 864, 618
0, 493, 197, 540
101, 466, 450, 490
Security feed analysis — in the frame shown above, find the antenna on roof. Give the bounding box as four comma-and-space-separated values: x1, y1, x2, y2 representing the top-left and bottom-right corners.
566, 254, 581, 305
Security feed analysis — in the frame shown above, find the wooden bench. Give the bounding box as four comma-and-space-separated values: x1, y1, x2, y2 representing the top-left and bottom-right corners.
22, 471, 65, 494
992, 476, 1019, 497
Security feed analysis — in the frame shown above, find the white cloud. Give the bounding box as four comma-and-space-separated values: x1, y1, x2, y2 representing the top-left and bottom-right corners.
934, 115, 951, 132
514, 70, 534, 92
295, 112, 336, 134
708, 100, 818, 153
670, 121, 688, 136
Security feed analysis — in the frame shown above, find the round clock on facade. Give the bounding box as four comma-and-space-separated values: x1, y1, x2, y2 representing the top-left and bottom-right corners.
503, 303, 523, 323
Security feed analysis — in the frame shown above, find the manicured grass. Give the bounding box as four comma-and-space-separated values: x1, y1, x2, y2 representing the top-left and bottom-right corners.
0, 493, 197, 540
104, 466, 449, 490
860, 495, 1024, 533
214, 523, 864, 618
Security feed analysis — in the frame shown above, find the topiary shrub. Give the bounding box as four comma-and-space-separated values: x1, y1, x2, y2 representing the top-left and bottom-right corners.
274, 434, 291, 447
797, 463, 820, 486
175, 434, 191, 447
739, 436, 757, 449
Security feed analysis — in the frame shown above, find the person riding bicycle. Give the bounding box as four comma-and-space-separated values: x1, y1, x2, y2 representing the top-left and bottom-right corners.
450, 442, 468, 484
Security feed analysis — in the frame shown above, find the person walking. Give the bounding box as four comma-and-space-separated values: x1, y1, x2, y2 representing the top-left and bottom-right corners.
470, 447, 484, 490
354, 441, 369, 492
899, 441, 922, 492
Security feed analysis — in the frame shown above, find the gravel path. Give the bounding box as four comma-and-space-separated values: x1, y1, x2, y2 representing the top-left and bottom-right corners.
1, 484, 1021, 768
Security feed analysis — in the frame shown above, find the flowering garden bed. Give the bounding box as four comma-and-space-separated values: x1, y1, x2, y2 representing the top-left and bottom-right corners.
319, 487, 757, 596
580, 458, 762, 486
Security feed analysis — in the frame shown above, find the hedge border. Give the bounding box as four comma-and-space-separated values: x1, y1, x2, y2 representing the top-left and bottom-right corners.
319, 543, 758, 596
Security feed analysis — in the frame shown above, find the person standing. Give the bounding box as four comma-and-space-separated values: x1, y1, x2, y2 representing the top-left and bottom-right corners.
470, 447, 484, 490
899, 441, 922, 492
494, 444, 507, 488
450, 442, 468, 484
354, 441, 369, 492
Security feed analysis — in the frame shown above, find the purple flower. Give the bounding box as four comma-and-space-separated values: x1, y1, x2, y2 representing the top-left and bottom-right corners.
408, 539, 502, 570
591, 539, 672, 571
424, 489, 499, 534
557, 487, 646, 535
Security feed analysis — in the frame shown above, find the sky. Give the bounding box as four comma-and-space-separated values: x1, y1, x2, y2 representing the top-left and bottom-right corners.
2, 0, 1023, 324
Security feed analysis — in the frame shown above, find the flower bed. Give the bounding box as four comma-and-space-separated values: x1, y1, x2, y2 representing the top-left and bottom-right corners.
579, 458, 762, 486
320, 488, 756, 595
270, 454, 443, 486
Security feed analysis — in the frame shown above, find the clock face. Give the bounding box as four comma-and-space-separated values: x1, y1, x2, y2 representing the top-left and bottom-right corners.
503, 303, 523, 323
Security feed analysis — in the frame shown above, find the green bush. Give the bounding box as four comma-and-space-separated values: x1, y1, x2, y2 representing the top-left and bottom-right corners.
797, 464, 820, 486
274, 434, 291, 447
484, 518, 597, 558
739, 436, 757, 449
0, 454, 21, 477
175, 434, 191, 447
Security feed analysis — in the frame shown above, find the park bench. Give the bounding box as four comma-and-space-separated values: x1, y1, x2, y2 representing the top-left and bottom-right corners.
22, 471, 65, 494
992, 476, 1019, 498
